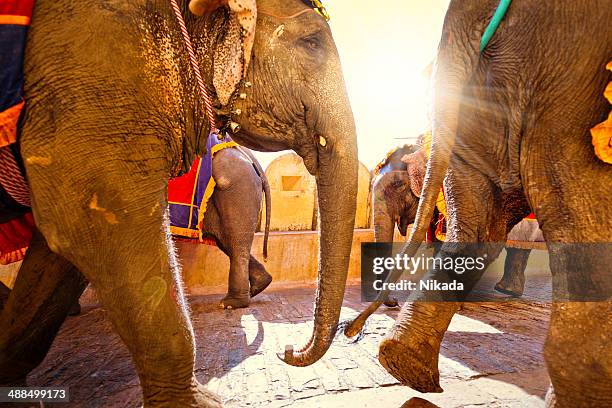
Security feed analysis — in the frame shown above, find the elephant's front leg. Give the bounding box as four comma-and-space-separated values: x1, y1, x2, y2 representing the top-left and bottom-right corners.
494, 247, 529, 297
24, 159, 220, 407
0, 229, 86, 386
378, 165, 505, 392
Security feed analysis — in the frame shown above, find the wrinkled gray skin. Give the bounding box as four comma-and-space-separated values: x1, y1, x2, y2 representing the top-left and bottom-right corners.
64, 146, 273, 313
496, 219, 544, 296
0, 0, 357, 406
372, 145, 540, 298
202, 146, 272, 309
371, 2, 611, 407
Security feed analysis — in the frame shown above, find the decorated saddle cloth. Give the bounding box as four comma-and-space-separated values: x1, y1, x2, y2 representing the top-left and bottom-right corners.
591, 62, 612, 164
0, 0, 35, 265
168, 132, 237, 241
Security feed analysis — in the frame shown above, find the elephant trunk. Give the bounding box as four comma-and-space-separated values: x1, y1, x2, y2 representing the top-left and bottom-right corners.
261, 169, 271, 260
281, 126, 358, 367
344, 32, 476, 337
372, 186, 395, 244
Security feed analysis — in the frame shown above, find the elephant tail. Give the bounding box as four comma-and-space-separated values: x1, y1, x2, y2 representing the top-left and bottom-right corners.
237, 146, 270, 260
260, 167, 271, 261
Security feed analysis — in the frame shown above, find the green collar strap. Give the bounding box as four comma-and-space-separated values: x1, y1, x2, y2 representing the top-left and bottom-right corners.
480, 0, 513, 53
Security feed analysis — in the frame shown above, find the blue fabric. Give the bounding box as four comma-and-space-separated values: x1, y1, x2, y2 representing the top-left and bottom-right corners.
0, 24, 28, 112
168, 132, 236, 237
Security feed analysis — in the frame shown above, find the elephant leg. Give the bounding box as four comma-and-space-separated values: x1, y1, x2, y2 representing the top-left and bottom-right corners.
372, 179, 400, 308
0, 281, 9, 310
211, 148, 263, 309
24, 159, 220, 406
247, 255, 272, 298
379, 302, 458, 393
378, 164, 507, 392
520, 108, 612, 406
540, 240, 611, 407
494, 247, 529, 297
0, 228, 87, 386
212, 239, 271, 301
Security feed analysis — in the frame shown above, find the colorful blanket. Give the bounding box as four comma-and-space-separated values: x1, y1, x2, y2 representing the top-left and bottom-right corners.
168, 132, 237, 240
0, 0, 35, 264
591, 61, 612, 164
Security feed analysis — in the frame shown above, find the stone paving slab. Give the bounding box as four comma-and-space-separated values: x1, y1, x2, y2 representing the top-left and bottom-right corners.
26, 284, 550, 407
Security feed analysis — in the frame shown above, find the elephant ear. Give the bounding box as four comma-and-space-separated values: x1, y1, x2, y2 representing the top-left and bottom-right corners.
401, 150, 427, 198
189, 0, 257, 106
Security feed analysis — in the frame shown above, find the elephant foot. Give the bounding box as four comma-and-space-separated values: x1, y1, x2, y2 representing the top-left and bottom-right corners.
219, 294, 250, 309
249, 269, 272, 298
378, 336, 443, 393
494, 280, 524, 297
152, 381, 222, 407
68, 301, 81, 316
383, 297, 399, 308
193, 383, 223, 408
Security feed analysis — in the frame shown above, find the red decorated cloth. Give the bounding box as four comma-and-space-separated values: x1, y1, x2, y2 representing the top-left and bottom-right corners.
0, 212, 34, 264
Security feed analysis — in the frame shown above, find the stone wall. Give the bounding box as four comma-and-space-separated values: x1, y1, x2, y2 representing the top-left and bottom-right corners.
261, 152, 372, 231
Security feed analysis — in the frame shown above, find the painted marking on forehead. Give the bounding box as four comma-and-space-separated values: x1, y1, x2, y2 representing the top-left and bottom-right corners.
269, 24, 285, 48
273, 24, 285, 38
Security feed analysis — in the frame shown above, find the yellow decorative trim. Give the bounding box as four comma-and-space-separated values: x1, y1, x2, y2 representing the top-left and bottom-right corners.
590, 61, 612, 164
169, 225, 200, 239
188, 159, 203, 232
0, 15, 30, 25
0, 101, 24, 148
0, 247, 27, 265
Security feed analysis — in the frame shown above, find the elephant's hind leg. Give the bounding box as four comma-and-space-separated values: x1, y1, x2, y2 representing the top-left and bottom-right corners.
494, 247, 529, 297
0, 228, 86, 386
247, 255, 272, 298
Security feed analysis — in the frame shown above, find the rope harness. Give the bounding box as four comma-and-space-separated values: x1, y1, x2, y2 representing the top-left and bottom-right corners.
480, 0, 512, 53
0, 146, 30, 207
169, 0, 218, 134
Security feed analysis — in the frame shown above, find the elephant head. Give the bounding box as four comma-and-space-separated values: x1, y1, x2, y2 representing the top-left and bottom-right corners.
186, 0, 358, 366
371, 145, 425, 243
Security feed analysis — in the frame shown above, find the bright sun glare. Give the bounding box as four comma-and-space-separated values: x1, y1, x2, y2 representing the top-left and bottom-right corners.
254, 0, 450, 170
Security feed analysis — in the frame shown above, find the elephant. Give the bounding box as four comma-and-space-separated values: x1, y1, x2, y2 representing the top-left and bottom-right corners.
0, 1, 358, 406
496, 218, 544, 297
198, 146, 273, 309
371, 144, 543, 298
62, 145, 273, 313
349, 2, 611, 406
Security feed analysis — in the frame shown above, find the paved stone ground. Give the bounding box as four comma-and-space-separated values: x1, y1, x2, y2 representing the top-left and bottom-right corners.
26, 282, 551, 407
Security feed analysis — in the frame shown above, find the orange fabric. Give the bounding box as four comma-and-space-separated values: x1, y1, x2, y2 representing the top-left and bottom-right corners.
0, 15, 30, 25
590, 61, 612, 164
0, 101, 23, 148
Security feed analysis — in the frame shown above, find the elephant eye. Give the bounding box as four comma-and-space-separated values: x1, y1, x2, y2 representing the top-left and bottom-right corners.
300, 33, 322, 51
